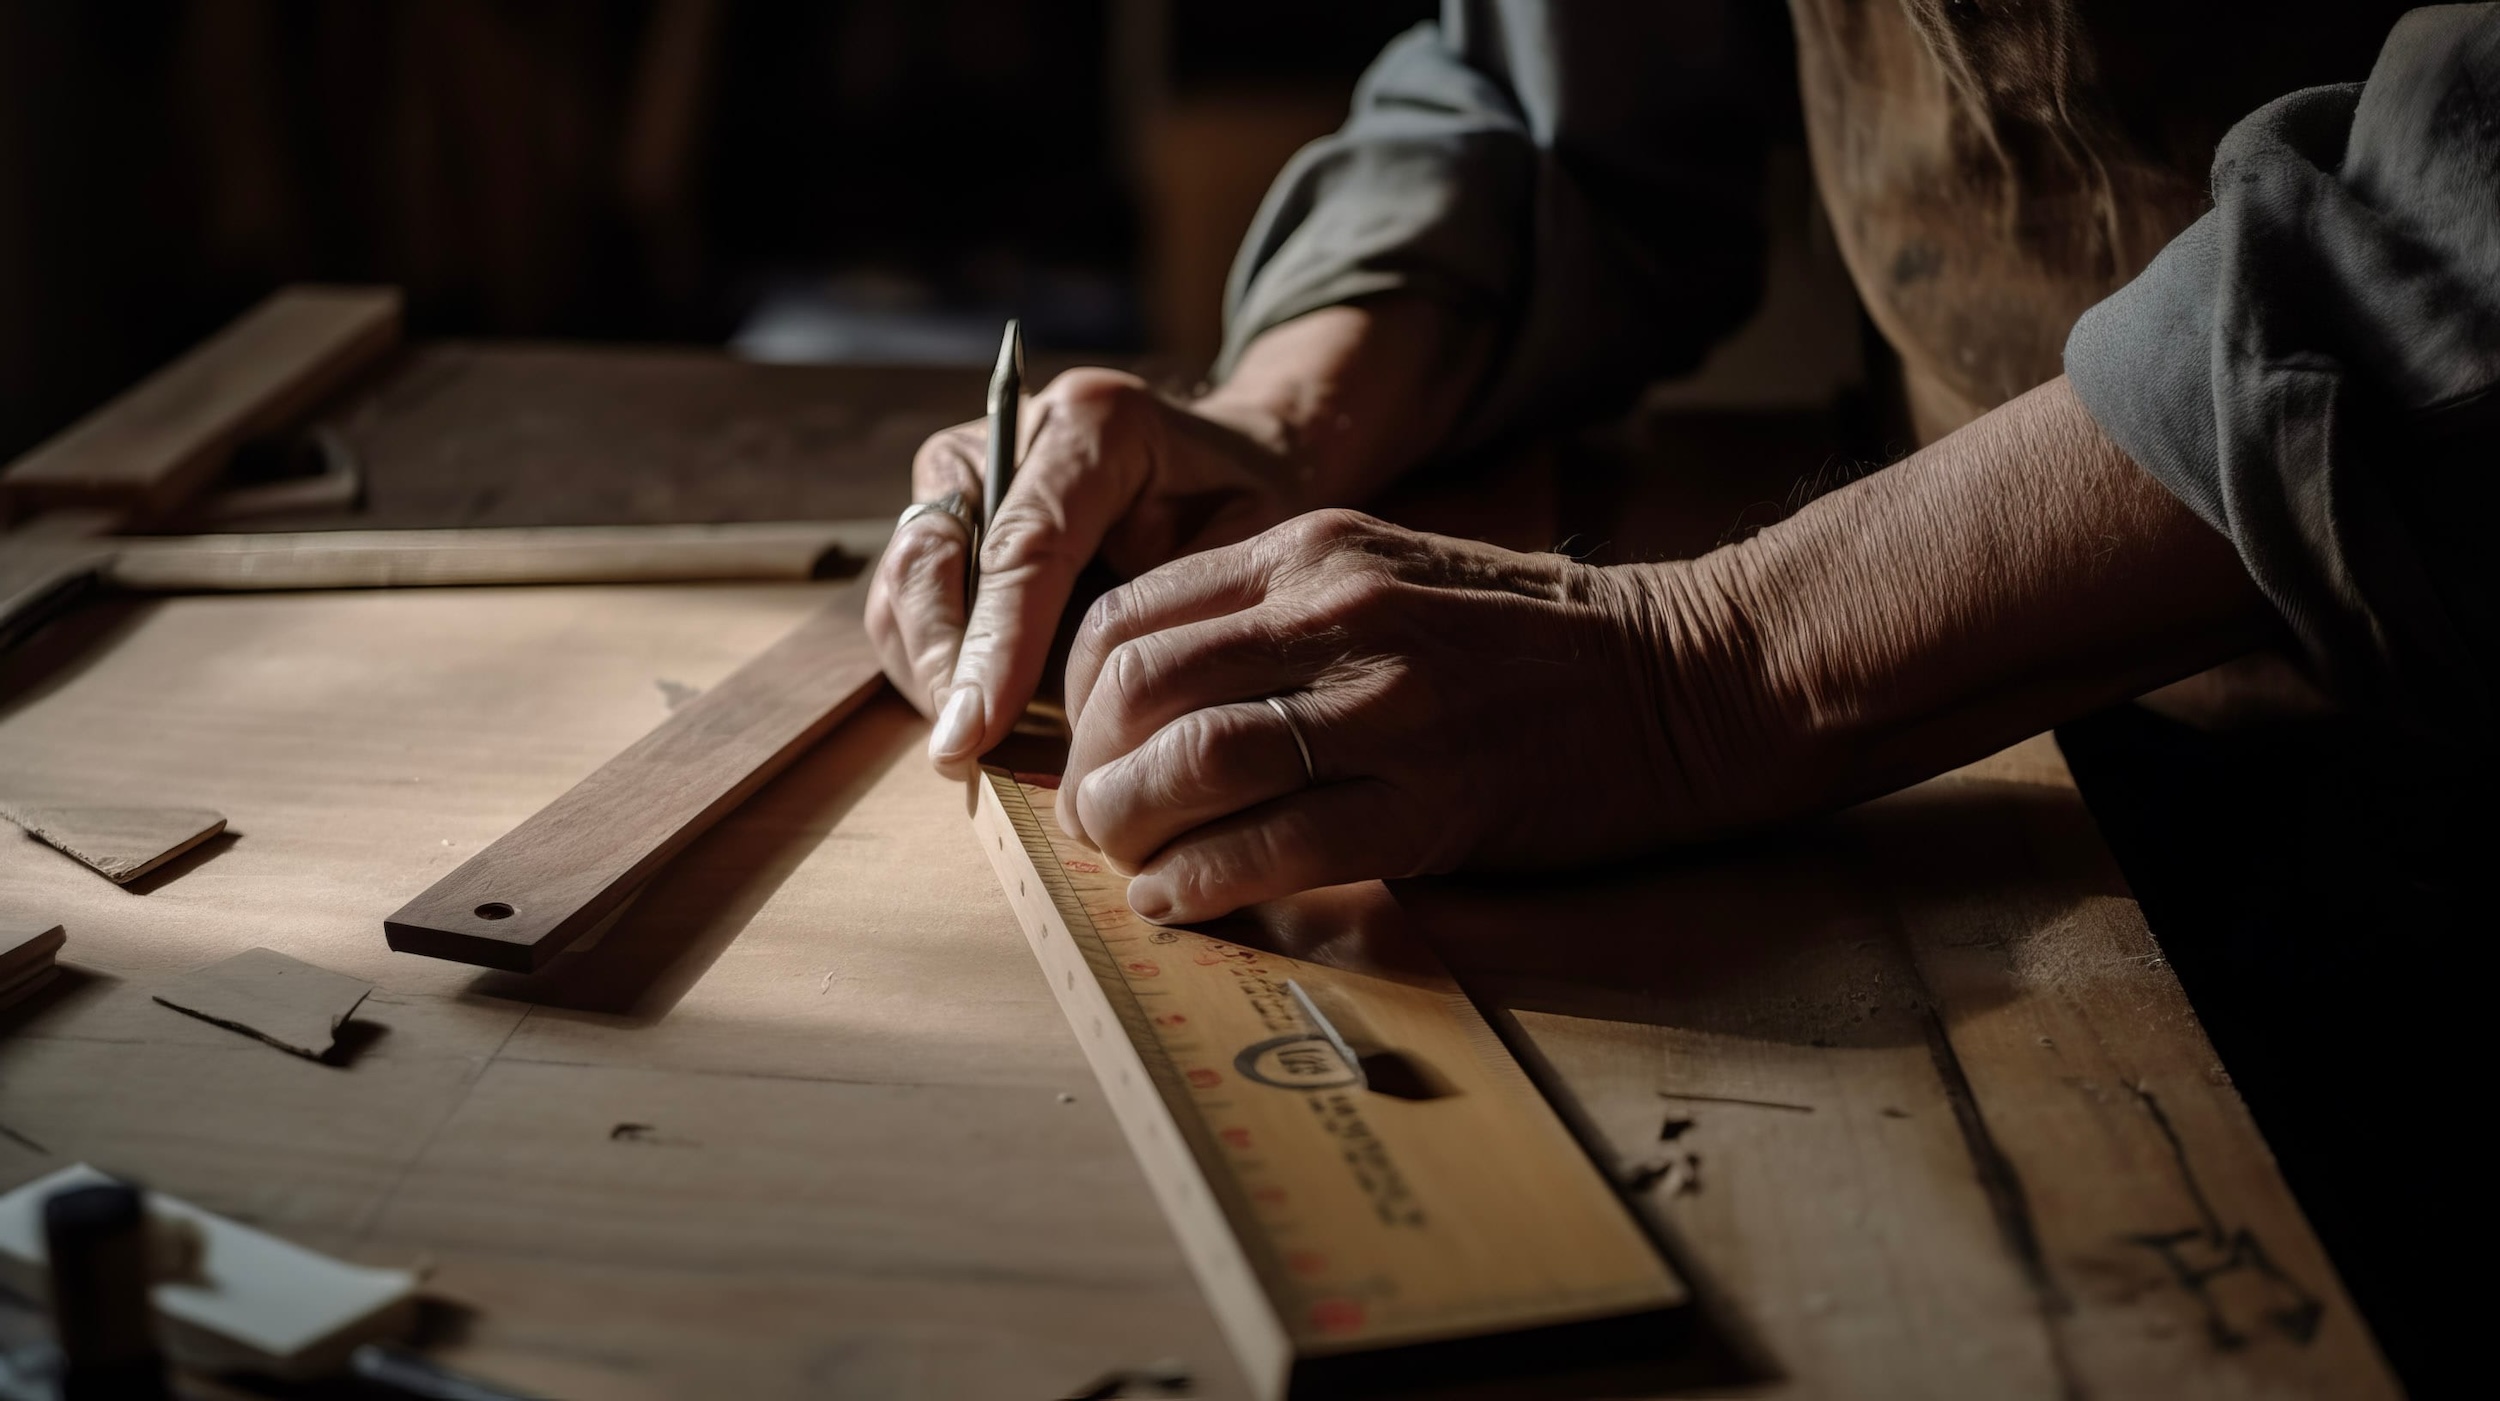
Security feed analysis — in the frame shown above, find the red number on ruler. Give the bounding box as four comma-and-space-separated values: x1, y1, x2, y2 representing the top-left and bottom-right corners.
1186, 1068, 1221, 1089
1308, 1298, 1366, 1334
1220, 1127, 1251, 1150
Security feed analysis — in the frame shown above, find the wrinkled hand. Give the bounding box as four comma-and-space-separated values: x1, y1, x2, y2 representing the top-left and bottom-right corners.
1058, 510, 1725, 923
865, 369, 1300, 774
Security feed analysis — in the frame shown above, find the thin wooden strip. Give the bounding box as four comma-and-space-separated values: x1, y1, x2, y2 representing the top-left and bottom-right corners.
3, 286, 402, 514
105, 520, 895, 592
383, 588, 885, 971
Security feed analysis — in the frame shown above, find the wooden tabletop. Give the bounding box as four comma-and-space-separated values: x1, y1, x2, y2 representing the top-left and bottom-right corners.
0, 347, 2395, 1398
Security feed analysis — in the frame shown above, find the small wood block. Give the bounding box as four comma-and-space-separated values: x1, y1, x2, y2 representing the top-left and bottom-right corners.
0, 922, 65, 982
0, 1163, 418, 1379
1, 285, 401, 515
1, 803, 227, 884
384, 591, 886, 971
0, 923, 65, 1012
152, 948, 373, 1061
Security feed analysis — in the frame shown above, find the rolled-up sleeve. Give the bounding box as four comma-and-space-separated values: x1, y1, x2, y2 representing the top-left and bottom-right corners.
1218, 0, 1776, 456
2066, 4, 2500, 733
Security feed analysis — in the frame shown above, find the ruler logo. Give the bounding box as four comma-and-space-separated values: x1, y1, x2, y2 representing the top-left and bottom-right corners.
1233, 1032, 1363, 1091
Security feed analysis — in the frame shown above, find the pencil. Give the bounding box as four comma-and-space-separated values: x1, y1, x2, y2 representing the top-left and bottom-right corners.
976, 318, 1024, 606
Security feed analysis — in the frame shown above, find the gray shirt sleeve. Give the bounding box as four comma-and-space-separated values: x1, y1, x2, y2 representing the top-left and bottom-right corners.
1217, 0, 1776, 457
2066, 4, 2500, 734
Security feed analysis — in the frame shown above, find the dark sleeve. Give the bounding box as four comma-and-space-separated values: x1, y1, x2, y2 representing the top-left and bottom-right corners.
2065, 4, 2500, 734
1217, 0, 1778, 457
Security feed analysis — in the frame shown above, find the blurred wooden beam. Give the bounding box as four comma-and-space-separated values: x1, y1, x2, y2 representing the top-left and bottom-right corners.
1, 285, 399, 516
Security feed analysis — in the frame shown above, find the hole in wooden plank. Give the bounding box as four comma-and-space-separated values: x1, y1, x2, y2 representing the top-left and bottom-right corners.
474, 902, 515, 921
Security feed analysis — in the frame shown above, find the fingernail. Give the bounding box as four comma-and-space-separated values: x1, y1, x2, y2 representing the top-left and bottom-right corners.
930, 684, 984, 763
1128, 876, 1173, 923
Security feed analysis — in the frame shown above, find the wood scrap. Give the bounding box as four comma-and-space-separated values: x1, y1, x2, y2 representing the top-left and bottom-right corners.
0, 1163, 418, 1380
0, 286, 400, 516
384, 588, 886, 970
104, 519, 892, 591
151, 948, 372, 1061
0, 804, 227, 885
0, 924, 65, 1012
0, 520, 893, 658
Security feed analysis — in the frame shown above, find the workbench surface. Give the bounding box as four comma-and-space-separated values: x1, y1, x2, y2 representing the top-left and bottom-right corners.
0, 350, 2393, 1399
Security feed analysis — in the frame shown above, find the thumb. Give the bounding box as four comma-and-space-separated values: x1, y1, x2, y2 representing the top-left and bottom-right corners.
928, 376, 1157, 776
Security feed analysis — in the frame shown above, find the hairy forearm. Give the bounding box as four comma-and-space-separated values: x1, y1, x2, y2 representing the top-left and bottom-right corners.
1637, 376, 2275, 825
1193, 298, 1494, 513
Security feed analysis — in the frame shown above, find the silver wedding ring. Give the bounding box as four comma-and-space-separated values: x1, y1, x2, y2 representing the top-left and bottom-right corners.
1266, 696, 1316, 787
897, 490, 980, 598
896, 489, 977, 543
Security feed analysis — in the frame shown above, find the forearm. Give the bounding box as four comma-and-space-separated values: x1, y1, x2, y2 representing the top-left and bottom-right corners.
1640, 376, 2276, 825
1193, 297, 1494, 514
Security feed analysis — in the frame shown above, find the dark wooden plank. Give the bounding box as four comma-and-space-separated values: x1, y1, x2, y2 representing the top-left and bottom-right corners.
383, 587, 886, 970
2, 287, 401, 515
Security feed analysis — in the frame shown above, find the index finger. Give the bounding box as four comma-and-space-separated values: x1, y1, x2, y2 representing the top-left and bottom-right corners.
927, 376, 1155, 778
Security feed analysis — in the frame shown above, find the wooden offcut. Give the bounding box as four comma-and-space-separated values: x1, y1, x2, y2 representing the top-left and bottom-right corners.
0, 922, 65, 1012
970, 768, 1686, 1398
0, 1163, 418, 1379
0, 803, 227, 884
1, 286, 401, 515
383, 589, 886, 970
103, 520, 892, 593
153, 948, 374, 1061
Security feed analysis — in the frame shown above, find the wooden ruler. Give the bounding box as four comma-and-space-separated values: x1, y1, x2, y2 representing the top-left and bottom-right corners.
385, 590, 885, 971
971, 767, 1687, 1398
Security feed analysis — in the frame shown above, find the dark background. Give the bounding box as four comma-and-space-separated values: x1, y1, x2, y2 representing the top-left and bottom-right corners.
0, 0, 1436, 464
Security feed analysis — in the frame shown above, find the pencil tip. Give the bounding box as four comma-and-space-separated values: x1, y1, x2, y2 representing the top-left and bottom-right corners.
989, 319, 1023, 408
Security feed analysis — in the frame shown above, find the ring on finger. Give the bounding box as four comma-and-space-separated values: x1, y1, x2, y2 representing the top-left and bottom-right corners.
896, 489, 978, 544
895, 489, 980, 597
1265, 695, 1316, 788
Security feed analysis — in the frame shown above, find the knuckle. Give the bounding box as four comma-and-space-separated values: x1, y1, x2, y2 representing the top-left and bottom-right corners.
1163, 709, 1235, 789
1170, 854, 1238, 914
1043, 366, 1150, 422
1265, 508, 1380, 570
1295, 508, 1375, 547
978, 505, 1072, 577
1097, 637, 1167, 721
1081, 581, 1134, 640
911, 423, 984, 493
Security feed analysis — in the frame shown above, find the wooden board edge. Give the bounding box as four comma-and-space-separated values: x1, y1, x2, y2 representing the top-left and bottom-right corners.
383, 596, 885, 971
970, 768, 1292, 1401
105, 520, 897, 593
2, 285, 402, 515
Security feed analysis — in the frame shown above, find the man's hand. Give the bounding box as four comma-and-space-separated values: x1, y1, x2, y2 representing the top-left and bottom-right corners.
865, 368, 1299, 776
1052, 378, 2277, 923
864, 300, 1497, 779
1058, 511, 1711, 923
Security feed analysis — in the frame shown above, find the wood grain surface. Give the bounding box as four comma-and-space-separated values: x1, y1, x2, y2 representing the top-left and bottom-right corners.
0, 585, 2395, 1398
1, 287, 400, 515
384, 588, 886, 970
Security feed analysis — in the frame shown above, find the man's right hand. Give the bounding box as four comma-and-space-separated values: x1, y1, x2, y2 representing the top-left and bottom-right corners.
865, 367, 1303, 778
866, 299, 1497, 779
